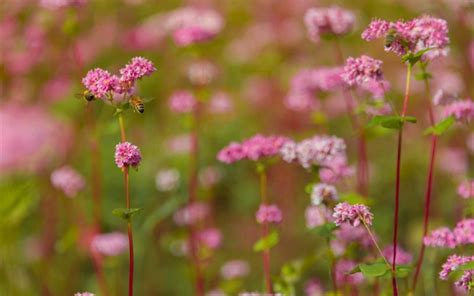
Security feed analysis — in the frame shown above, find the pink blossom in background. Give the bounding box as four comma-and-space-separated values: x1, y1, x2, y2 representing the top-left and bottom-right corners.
467, 133, 474, 153
167, 134, 192, 154
91, 232, 128, 256
439, 148, 467, 175
255, 204, 282, 224
305, 206, 330, 228
199, 166, 222, 188
114, 142, 142, 169
221, 260, 250, 279
173, 26, 215, 46
335, 223, 372, 248
197, 228, 221, 249
364, 101, 393, 117
358, 79, 390, 99
173, 202, 210, 226
209, 91, 233, 114
442, 99, 474, 123
453, 219, 474, 245
319, 155, 354, 184
433, 89, 458, 106
424, 227, 457, 248
304, 278, 324, 296
74, 293, 95, 296
439, 255, 474, 280
311, 183, 338, 205
304, 6, 355, 43
458, 180, 474, 199
187, 60, 218, 86
382, 245, 413, 265
218, 135, 289, 164
50, 166, 85, 198
341, 55, 384, 86
39, 0, 87, 9
333, 202, 373, 227
168, 90, 197, 113
335, 259, 364, 286
40, 76, 72, 103
155, 169, 180, 192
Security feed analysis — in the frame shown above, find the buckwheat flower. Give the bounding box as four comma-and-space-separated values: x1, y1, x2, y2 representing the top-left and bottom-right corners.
168, 90, 197, 113
336, 223, 372, 247
319, 155, 354, 184
119, 56, 156, 86
199, 166, 222, 188
305, 205, 330, 228
209, 92, 233, 114
341, 55, 384, 86
173, 26, 215, 46
155, 168, 180, 191
173, 202, 210, 226
333, 202, 373, 227
256, 204, 282, 224
221, 260, 250, 279
335, 259, 364, 285
455, 270, 473, 292
458, 180, 474, 199
280, 141, 298, 163
40, 0, 86, 9
74, 292, 95, 296
311, 183, 338, 205
197, 228, 221, 249
424, 227, 457, 248
439, 255, 474, 280
304, 278, 324, 296
442, 99, 474, 123
91, 232, 128, 256
50, 166, 85, 198
82, 68, 121, 98
304, 6, 355, 43
295, 135, 347, 169
167, 134, 192, 154
453, 219, 474, 245
114, 142, 141, 169
383, 245, 413, 265
188, 60, 218, 86
285, 92, 318, 112
361, 19, 390, 41
217, 142, 245, 164
218, 135, 289, 163
433, 89, 458, 106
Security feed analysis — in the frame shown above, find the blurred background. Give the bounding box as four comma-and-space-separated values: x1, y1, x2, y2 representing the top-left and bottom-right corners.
0, 0, 473, 295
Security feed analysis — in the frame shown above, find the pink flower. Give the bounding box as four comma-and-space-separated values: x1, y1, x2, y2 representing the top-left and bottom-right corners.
218, 135, 289, 164
74, 293, 95, 296
311, 183, 338, 205
439, 255, 474, 280
335, 223, 372, 248
453, 219, 474, 245
50, 166, 85, 198
168, 90, 197, 113
199, 166, 222, 188
119, 56, 156, 86
82, 68, 121, 98
304, 6, 355, 43
335, 259, 364, 286
361, 19, 390, 41
433, 89, 458, 106
305, 206, 330, 228
209, 92, 233, 114
304, 278, 324, 296
167, 134, 192, 154
383, 245, 413, 265
455, 270, 473, 292
458, 180, 474, 199
217, 142, 245, 164
188, 60, 218, 86
173, 202, 209, 226
256, 204, 282, 224
197, 228, 221, 249
333, 202, 373, 227
221, 260, 250, 279
173, 26, 216, 46
319, 155, 354, 184
341, 55, 384, 86
91, 232, 128, 256
442, 99, 474, 123
40, 0, 86, 9
114, 142, 142, 169
424, 227, 457, 248
155, 169, 180, 192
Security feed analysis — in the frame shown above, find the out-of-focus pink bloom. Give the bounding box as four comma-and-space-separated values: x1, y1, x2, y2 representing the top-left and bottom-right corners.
221, 260, 250, 279
173, 202, 210, 226
342, 56, 384, 87
50, 166, 85, 198
305, 206, 330, 228
82, 68, 121, 98
442, 99, 474, 123
311, 183, 338, 205
256, 204, 282, 224
0, 103, 71, 174
453, 219, 474, 245
364, 101, 393, 117
467, 133, 474, 153
114, 142, 141, 169
330, 238, 347, 256
74, 292, 95, 296
304, 6, 355, 43
199, 166, 222, 188
218, 135, 289, 164
439, 148, 467, 175
188, 60, 218, 86
458, 180, 474, 199
91, 232, 128, 256
439, 255, 474, 280
168, 90, 197, 113
358, 79, 390, 99
333, 202, 373, 227
455, 270, 473, 292
155, 169, 180, 192
383, 245, 413, 265
119, 56, 156, 86
167, 134, 192, 154
173, 26, 215, 46
335, 259, 364, 285
209, 92, 233, 114
197, 228, 221, 249
335, 223, 372, 248
304, 278, 324, 296
424, 227, 457, 248
433, 89, 458, 106
319, 155, 354, 184
40, 0, 86, 9
469, 41, 474, 70
40, 76, 72, 103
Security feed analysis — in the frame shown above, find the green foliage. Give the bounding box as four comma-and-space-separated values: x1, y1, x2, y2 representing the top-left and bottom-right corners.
253, 230, 279, 252
367, 115, 417, 130
310, 222, 338, 238
423, 116, 455, 136
112, 207, 143, 221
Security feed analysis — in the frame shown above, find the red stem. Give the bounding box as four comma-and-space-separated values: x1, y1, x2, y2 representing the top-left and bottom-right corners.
259, 169, 273, 293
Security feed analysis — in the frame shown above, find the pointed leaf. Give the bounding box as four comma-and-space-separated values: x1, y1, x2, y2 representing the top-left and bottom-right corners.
253, 230, 279, 252
359, 263, 390, 277
424, 116, 455, 136
112, 208, 142, 221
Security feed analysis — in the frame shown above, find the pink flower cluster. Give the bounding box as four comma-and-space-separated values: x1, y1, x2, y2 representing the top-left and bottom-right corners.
333, 202, 373, 227
458, 180, 473, 199
217, 135, 289, 164
433, 89, 458, 106
50, 166, 85, 198
221, 260, 250, 279
196, 228, 222, 250
168, 90, 197, 113
311, 183, 338, 205
424, 219, 474, 248
439, 254, 474, 280
382, 245, 413, 265
341, 55, 384, 87
304, 279, 324, 296
362, 16, 449, 59
304, 6, 355, 43
334, 224, 372, 250
40, 0, 86, 9
305, 205, 331, 228
335, 259, 364, 286
319, 155, 354, 184
173, 202, 210, 226
255, 204, 282, 224
280, 135, 347, 170
455, 270, 473, 292
187, 60, 218, 86
90, 232, 128, 256
74, 293, 94, 296
82, 57, 156, 99
442, 99, 474, 123
114, 142, 142, 169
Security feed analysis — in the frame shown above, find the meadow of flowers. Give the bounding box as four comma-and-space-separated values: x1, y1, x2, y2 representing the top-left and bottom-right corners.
1, 0, 473, 295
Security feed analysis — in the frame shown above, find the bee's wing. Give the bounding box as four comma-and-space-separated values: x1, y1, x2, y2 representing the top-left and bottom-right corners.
141, 97, 155, 103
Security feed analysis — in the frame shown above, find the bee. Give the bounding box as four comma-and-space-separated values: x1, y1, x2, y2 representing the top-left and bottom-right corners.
129, 95, 145, 114
75, 90, 96, 103
384, 29, 397, 49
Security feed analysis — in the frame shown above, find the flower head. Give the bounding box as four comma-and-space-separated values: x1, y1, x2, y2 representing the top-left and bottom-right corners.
155, 169, 180, 192
50, 166, 85, 198
442, 99, 474, 123
91, 232, 128, 256
173, 202, 210, 226
458, 180, 474, 199
341, 55, 384, 87
187, 60, 218, 86
439, 255, 474, 280
453, 219, 474, 245
218, 135, 289, 164
335, 259, 364, 286
304, 6, 355, 43
333, 202, 373, 227
168, 90, 197, 113
221, 260, 250, 280
311, 183, 338, 205
424, 227, 457, 248
361, 19, 390, 41
305, 205, 331, 229
383, 245, 413, 265
197, 228, 221, 249
82, 68, 120, 98
256, 204, 282, 224
304, 278, 324, 296
455, 270, 473, 292
119, 57, 156, 85
74, 293, 95, 296
114, 142, 142, 169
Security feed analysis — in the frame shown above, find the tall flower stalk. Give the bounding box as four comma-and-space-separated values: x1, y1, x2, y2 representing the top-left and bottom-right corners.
258, 166, 273, 293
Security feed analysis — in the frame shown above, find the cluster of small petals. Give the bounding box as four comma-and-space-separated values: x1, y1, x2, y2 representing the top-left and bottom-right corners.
40, 0, 86, 9
442, 99, 474, 123
155, 169, 180, 192
304, 6, 355, 43
433, 89, 458, 106
221, 260, 250, 279
50, 166, 85, 198
319, 155, 354, 184
335, 224, 372, 247
453, 219, 474, 245
333, 202, 373, 227
218, 135, 289, 164
439, 255, 474, 280
335, 259, 364, 286
311, 183, 338, 205
74, 293, 95, 296
256, 204, 282, 224
305, 205, 332, 228
197, 228, 221, 249
119, 57, 156, 85
304, 278, 324, 296
173, 202, 210, 226
341, 55, 384, 87
209, 92, 233, 114
168, 90, 197, 113
90, 232, 128, 256
424, 227, 457, 248
458, 180, 474, 199
358, 79, 390, 99
114, 142, 142, 169
82, 68, 120, 98
455, 270, 473, 292
188, 60, 218, 86
173, 27, 215, 47
383, 245, 413, 265
361, 19, 390, 41
239, 292, 283, 296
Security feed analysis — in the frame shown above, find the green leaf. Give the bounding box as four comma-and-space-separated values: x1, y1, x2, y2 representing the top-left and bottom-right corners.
253, 230, 279, 252
311, 222, 337, 238
423, 116, 455, 136
358, 262, 391, 277
367, 115, 417, 130
414, 72, 432, 81
112, 208, 142, 221
395, 265, 413, 278
458, 261, 474, 272
304, 183, 315, 195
